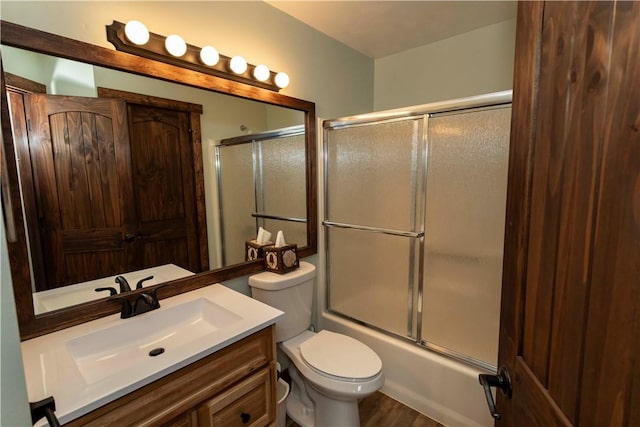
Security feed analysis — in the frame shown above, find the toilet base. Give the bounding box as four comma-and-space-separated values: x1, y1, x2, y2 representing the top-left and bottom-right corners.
286, 394, 315, 427
286, 363, 361, 427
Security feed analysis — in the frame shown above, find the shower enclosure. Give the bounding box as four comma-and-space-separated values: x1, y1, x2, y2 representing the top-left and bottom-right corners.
323, 92, 511, 370
215, 125, 307, 266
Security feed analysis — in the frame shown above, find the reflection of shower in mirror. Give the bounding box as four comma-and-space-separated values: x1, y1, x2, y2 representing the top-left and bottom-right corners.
216, 125, 308, 266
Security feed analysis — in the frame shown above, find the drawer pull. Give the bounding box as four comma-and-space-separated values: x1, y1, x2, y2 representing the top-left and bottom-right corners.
241, 412, 251, 424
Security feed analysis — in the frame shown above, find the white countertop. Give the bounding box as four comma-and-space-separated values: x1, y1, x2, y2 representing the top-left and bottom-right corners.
22, 284, 283, 425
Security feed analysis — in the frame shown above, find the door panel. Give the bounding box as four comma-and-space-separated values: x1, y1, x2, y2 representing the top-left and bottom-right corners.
578, 1, 640, 424
496, 1, 639, 425
126, 104, 201, 272
24, 94, 134, 288
6, 79, 47, 291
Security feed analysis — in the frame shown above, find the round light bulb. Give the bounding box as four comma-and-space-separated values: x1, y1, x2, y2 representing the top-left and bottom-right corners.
253, 64, 270, 82
274, 72, 290, 89
165, 34, 187, 57
200, 46, 219, 66
124, 20, 149, 45
229, 56, 248, 74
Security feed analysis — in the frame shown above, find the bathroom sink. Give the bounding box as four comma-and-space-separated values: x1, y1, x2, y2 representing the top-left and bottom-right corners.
66, 297, 241, 384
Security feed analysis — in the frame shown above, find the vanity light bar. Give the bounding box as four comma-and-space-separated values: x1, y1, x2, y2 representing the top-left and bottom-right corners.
106, 20, 289, 92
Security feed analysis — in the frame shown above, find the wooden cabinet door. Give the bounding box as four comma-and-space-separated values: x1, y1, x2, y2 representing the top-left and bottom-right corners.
24, 94, 135, 288
494, 1, 639, 425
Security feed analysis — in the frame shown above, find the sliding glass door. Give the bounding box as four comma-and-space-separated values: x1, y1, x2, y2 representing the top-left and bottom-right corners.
323, 99, 511, 369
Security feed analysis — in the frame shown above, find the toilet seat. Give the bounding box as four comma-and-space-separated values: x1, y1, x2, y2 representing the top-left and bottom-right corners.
299, 330, 382, 380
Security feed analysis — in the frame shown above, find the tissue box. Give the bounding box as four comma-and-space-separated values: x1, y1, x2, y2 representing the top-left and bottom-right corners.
245, 240, 273, 261
263, 244, 299, 274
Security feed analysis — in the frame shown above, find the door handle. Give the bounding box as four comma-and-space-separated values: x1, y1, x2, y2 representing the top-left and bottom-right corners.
478, 365, 512, 420
123, 232, 142, 243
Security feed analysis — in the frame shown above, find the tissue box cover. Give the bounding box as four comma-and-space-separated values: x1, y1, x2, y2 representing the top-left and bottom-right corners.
264, 244, 299, 274
245, 240, 273, 261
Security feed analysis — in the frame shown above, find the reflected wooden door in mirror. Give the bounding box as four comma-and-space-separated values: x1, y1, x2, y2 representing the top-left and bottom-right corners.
0, 20, 317, 340
22, 94, 135, 290
11, 90, 208, 292
99, 88, 209, 277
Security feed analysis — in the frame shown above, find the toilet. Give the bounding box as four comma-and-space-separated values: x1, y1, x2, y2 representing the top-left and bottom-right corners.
249, 261, 384, 427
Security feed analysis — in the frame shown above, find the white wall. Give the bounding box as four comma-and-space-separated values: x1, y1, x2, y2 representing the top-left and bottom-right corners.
0, 1, 374, 119
374, 19, 516, 110
1, 209, 31, 426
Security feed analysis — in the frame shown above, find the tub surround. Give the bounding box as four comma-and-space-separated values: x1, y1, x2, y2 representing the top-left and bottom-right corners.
22, 284, 283, 425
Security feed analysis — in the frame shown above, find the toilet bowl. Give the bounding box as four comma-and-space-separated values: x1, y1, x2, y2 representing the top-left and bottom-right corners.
248, 262, 384, 427
281, 330, 384, 427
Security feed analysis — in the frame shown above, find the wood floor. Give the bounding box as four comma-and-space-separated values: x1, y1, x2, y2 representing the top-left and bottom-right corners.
287, 391, 445, 427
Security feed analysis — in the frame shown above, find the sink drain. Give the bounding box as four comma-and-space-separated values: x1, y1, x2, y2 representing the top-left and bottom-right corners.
149, 347, 165, 357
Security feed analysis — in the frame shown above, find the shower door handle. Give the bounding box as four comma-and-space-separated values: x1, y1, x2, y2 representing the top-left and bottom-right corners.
478, 365, 512, 420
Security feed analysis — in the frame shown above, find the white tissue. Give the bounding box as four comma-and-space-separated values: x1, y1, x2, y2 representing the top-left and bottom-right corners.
256, 227, 272, 244
275, 230, 286, 248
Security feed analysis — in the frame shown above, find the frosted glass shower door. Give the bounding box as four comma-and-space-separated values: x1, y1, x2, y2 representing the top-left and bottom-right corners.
216, 143, 255, 265
256, 133, 307, 246
421, 106, 511, 366
324, 118, 425, 338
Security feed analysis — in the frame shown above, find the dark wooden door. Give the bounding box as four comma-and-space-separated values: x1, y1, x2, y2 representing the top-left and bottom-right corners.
126, 103, 203, 273
24, 94, 135, 288
5, 74, 48, 291
494, 1, 639, 425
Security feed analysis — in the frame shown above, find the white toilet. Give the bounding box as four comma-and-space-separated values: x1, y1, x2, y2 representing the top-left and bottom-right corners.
249, 261, 384, 427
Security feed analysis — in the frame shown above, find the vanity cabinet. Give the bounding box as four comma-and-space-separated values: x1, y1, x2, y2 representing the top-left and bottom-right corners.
65, 326, 276, 427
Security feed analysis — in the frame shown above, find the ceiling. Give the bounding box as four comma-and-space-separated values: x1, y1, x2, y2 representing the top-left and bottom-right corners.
267, 1, 517, 59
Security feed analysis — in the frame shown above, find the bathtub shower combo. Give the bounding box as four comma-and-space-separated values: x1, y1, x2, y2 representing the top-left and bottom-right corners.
320, 91, 512, 427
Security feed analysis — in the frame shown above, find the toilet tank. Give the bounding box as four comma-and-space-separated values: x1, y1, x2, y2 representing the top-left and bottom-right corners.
248, 261, 316, 342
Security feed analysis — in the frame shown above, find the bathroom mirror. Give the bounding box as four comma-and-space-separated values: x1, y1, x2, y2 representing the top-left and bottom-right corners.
0, 21, 317, 339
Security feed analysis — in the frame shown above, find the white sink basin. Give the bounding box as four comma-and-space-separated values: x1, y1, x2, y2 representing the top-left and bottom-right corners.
66, 297, 241, 384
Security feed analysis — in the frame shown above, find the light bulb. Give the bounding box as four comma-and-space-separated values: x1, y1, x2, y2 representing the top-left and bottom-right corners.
253, 64, 270, 82
200, 46, 219, 66
124, 20, 149, 45
229, 56, 248, 74
275, 72, 290, 89
165, 34, 187, 57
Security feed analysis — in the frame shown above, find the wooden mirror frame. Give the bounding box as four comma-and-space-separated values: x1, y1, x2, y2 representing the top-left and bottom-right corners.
0, 21, 317, 340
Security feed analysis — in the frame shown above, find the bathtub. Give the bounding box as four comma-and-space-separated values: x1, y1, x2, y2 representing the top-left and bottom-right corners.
320, 311, 494, 427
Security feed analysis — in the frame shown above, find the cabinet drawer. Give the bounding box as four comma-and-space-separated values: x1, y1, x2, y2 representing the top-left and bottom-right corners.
198, 366, 274, 427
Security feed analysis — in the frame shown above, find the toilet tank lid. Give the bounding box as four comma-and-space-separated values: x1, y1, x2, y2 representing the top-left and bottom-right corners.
248, 261, 316, 290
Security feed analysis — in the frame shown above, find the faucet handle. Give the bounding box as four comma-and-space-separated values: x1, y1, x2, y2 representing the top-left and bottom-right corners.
150, 284, 168, 308
95, 287, 117, 296
135, 275, 154, 289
